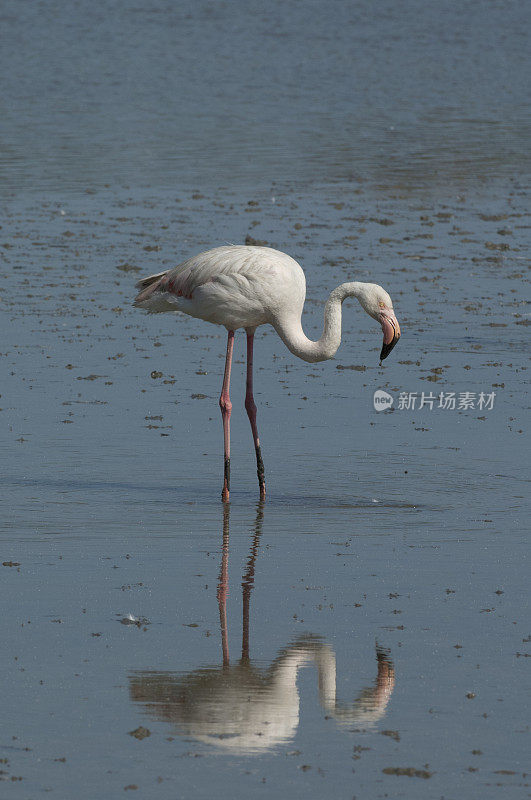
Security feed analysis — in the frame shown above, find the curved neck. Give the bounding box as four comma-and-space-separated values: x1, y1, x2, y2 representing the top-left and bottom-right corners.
272, 282, 364, 363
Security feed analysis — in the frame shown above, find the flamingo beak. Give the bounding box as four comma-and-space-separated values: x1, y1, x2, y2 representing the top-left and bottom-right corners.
379, 310, 401, 361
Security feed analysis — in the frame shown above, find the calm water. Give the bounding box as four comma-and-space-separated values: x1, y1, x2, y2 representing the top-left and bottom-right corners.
1, 1, 530, 799
1, 0, 530, 194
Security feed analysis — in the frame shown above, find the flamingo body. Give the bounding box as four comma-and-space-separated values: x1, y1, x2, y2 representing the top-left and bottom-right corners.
135, 245, 305, 332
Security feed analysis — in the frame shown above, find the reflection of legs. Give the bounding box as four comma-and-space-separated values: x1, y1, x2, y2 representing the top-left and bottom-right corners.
245, 331, 266, 500
219, 330, 234, 502
217, 504, 230, 666
241, 501, 264, 663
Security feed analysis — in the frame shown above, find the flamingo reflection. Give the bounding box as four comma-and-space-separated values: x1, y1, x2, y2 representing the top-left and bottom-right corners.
129, 504, 395, 754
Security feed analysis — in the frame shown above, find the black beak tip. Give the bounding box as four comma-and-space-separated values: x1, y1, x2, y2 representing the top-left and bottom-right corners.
380, 332, 400, 362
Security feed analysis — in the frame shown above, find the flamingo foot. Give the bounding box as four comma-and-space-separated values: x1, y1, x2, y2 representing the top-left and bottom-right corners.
255, 444, 266, 500
221, 456, 230, 502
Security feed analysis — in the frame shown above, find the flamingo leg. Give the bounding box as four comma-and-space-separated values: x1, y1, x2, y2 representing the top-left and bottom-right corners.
220, 330, 234, 502
245, 331, 266, 500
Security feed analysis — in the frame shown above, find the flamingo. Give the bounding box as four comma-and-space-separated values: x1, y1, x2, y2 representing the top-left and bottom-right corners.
134, 245, 401, 501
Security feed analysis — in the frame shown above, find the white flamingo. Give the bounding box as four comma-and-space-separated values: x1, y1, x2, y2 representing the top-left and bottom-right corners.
134, 245, 401, 501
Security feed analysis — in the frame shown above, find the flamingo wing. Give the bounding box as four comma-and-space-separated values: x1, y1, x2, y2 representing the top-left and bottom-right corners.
135, 247, 280, 317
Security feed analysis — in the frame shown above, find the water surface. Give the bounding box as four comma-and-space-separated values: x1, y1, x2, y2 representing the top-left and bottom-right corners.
1, 0, 530, 194
1, 1, 530, 798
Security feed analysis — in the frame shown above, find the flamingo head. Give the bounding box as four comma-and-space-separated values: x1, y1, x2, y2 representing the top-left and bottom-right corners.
356, 283, 401, 362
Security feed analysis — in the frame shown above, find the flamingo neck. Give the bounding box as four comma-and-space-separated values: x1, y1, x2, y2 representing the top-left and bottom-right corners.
273, 282, 365, 363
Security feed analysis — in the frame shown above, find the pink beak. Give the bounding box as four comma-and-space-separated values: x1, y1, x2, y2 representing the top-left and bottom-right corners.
379, 310, 401, 361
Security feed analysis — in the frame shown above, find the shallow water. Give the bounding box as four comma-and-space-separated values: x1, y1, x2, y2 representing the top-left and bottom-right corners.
2, 182, 529, 799
1, 1, 530, 798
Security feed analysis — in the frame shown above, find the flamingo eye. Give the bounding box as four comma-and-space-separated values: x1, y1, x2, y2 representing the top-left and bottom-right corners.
378, 301, 386, 309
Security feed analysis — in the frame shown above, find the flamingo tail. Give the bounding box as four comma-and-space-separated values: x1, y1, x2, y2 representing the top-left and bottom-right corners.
134, 270, 169, 305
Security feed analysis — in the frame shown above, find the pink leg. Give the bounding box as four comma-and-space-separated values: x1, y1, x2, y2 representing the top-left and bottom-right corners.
220, 330, 234, 502
245, 331, 266, 500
